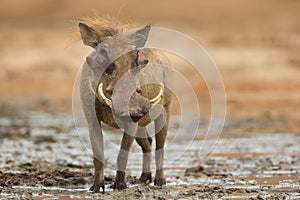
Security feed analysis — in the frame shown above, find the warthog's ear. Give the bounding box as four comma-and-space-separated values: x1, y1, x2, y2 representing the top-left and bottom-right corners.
79, 23, 100, 48
128, 25, 151, 48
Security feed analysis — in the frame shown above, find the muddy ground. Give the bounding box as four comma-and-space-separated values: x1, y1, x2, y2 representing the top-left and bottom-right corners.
0, 0, 300, 199
0, 107, 299, 199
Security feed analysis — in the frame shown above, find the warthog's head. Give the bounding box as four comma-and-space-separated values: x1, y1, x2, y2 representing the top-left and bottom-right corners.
79, 23, 164, 123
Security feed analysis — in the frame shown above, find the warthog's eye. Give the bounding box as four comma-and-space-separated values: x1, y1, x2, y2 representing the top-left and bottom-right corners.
105, 63, 116, 75
99, 44, 110, 56
136, 88, 142, 94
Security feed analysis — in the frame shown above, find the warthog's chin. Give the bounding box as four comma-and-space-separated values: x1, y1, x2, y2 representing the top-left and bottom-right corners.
97, 82, 164, 108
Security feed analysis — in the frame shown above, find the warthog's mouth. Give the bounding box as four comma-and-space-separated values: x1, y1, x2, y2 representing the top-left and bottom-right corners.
97, 82, 164, 108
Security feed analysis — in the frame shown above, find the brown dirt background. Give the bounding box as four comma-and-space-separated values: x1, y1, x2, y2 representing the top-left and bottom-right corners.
0, 0, 299, 132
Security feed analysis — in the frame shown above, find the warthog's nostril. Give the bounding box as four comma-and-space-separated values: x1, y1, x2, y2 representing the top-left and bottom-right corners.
138, 59, 149, 66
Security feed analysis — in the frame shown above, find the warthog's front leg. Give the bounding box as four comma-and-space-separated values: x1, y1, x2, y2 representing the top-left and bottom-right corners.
135, 127, 153, 183
154, 106, 170, 186
90, 157, 104, 193
113, 124, 137, 190
88, 121, 105, 193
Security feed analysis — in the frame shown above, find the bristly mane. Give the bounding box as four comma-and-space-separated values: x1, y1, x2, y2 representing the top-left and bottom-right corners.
78, 15, 137, 40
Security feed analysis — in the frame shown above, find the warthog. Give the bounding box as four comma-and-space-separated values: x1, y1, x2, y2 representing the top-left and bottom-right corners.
78, 17, 172, 192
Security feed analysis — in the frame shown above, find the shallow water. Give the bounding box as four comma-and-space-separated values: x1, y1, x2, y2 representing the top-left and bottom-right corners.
0, 111, 299, 199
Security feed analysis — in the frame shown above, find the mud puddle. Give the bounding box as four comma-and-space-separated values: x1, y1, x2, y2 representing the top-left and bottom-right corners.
0, 111, 299, 199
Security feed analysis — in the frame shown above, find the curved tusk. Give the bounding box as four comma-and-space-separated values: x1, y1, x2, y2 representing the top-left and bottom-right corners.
149, 83, 164, 105
97, 83, 112, 108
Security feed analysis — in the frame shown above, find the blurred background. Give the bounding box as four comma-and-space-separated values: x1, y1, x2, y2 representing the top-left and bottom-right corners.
0, 0, 299, 132
1, 2, 299, 198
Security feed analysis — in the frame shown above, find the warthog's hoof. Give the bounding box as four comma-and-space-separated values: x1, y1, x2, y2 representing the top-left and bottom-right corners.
113, 181, 127, 190
154, 177, 166, 186
90, 181, 105, 193
139, 172, 152, 184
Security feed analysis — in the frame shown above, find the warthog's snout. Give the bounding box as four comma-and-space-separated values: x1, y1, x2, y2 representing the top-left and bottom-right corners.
119, 108, 147, 122
112, 95, 151, 122
97, 82, 164, 122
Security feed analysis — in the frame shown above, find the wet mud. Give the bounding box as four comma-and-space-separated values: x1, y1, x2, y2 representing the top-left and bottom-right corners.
0, 110, 299, 199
